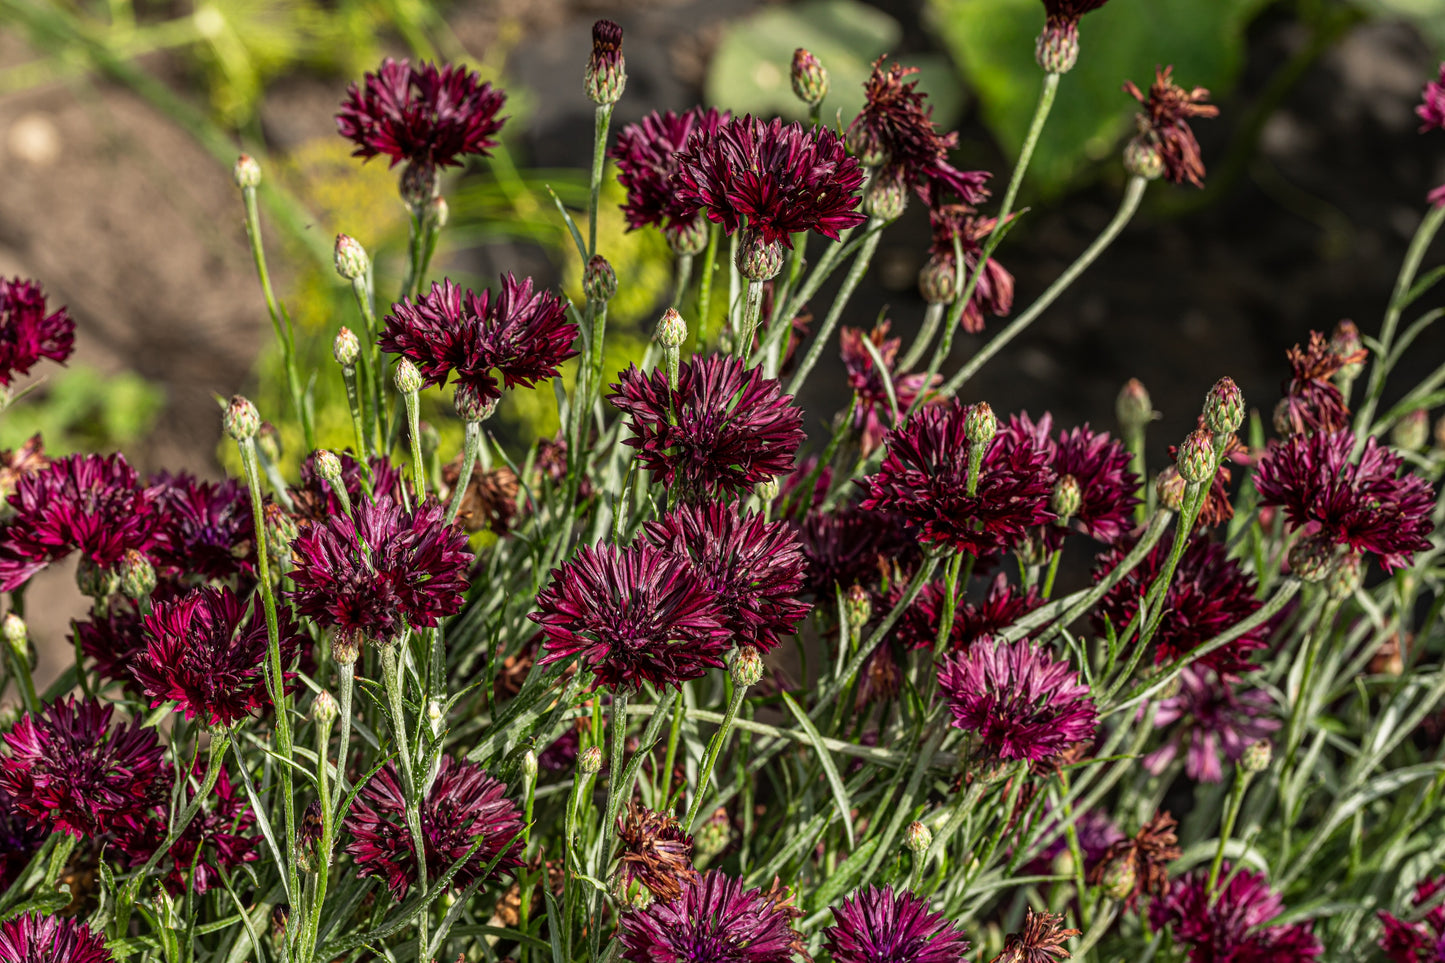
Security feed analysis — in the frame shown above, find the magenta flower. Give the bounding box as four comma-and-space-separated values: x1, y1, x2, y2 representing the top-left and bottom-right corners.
380, 275, 578, 406
1145, 667, 1279, 783
0, 783, 44, 890
794, 503, 922, 600
1042, 0, 1110, 21
840, 321, 941, 455
1418, 64, 1445, 131
611, 107, 732, 243
345, 755, 524, 899
1000, 412, 1140, 552
1123, 66, 1220, 188
860, 401, 1056, 559
1378, 875, 1445, 963
896, 572, 1042, 652
146, 472, 255, 583
937, 637, 1097, 765
1150, 865, 1321, 962
0, 914, 114, 963
610, 354, 804, 500
336, 58, 505, 169
1254, 430, 1434, 572
619, 870, 805, 963
117, 763, 258, 896
674, 115, 866, 247
72, 603, 151, 692
1093, 536, 1270, 675
922, 204, 1015, 333
131, 585, 304, 727
531, 542, 730, 691
0, 695, 170, 838
289, 495, 472, 644
0, 277, 74, 386
823, 886, 971, 963
294, 450, 405, 521
0, 452, 158, 591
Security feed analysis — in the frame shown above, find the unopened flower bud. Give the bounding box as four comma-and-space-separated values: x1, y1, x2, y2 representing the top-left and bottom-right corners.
1329, 550, 1363, 599
233, 154, 261, 189
580, 746, 604, 774
333, 327, 360, 368
76, 557, 119, 599
118, 548, 156, 600
1204, 377, 1244, 435
731, 646, 764, 687
264, 502, 299, 561
754, 476, 779, 502
257, 422, 282, 465
665, 216, 708, 258
863, 171, 908, 221
1155, 466, 1187, 512
1051, 474, 1081, 522
1116, 379, 1154, 436
394, 358, 423, 394
844, 583, 872, 631
906, 820, 932, 855
1271, 397, 1298, 438
1288, 533, 1336, 584
311, 690, 338, 727
791, 48, 829, 107
918, 254, 958, 305
426, 196, 448, 229
657, 307, 688, 349
1098, 855, 1136, 900
1122, 137, 1165, 181
965, 402, 997, 447
400, 160, 438, 209
3, 613, 26, 657
1331, 319, 1365, 384
331, 629, 362, 667
584, 255, 617, 303
1434, 415, 1445, 453
521, 749, 538, 783
1176, 429, 1214, 484
224, 395, 260, 441
1242, 739, 1272, 772
314, 449, 343, 488
844, 123, 888, 168
585, 19, 626, 106
427, 699, 444, 727
1034, 17, 1080, 74
454, 383, 496, 423
1393, 409, 1429, 453
737, 230, 784, 282
694, 807, 732, 861
334, 234, 368, 281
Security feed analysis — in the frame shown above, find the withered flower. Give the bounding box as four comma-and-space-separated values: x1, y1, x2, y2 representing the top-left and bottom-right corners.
1123, 66, 1219, 187
615, 802, 697, 902
992, 908, 1079, 962
1088, 811, 1181, 908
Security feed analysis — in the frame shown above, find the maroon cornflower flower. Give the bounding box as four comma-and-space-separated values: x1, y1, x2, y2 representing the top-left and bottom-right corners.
132, 585, 305, 728
860, 401, 1056, 559
72, 603, 151, 692
146, 472, 255, 583
845, 58, 991, 206
619, 870, 805, 963
1418, 64, 1445, 132
1041, 0, 1110, 24
1150, 865, 1321, 962
937, 637, 1097, 765
612, 108, 732, 246
1273, 331, 1366, 437
1378, 874, 1445, 963
0, 695, 170, 837
840, 320, 942, 455
993, 908, 1079, 962
1035, 1, 1110, 73
0, 914, 114, 963
1088, 811, 1181, 909
674, 115, 866, 247
1000, 412, 1139, 552
610, 354, 805, 500
641, 503, 811, 653
531, 542, 730, 691
896, 572, 1043, 652
0, 783, 44, 890
1254, 430, 1434, 572
795, 503, 921, 599
345, 755, 524, 899
289, 495, 472, 645
920, 204, 1015, 333
380, 275, 578, 406
118, 763, 258, 895
0, 452, 158, 591
0, 278, 74, 386
824, 886, 971, 963
336, 58, 505, 169
1123, 66, 1220, 187
1145, 667, 1279, 783
615, 802, 697, 903
1093, 536, 1269, 674
293, 450, 405, 522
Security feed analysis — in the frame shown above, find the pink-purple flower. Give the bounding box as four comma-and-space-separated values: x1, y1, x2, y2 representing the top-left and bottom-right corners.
823, 886, 971, 963
1145, 667, 1279, 783
0, 914, 114, 963
0, 277, 75, 386
1149, 865, 1321, 962
1378, 874, 1445, 963
336, 58, 506, 169
611, 108, 732, 243
146, 472, 255, 583
72, 602, 151, 693
619, 870, 805, 963
117, 762, 259, 896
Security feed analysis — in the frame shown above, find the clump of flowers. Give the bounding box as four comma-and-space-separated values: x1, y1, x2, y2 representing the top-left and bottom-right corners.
1378, 874, 1445, 962
618, 871, 804, 963
118, 763, 259, 895
1150, 865, 1322, 961
145, 472, 255, 583
0, 277, 74, 386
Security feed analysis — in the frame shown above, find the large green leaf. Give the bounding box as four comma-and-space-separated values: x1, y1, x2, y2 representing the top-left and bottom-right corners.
927, 0, 1271, 195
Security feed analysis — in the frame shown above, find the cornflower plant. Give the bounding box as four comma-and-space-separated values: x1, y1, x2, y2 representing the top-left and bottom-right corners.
3, 6, 1445, 963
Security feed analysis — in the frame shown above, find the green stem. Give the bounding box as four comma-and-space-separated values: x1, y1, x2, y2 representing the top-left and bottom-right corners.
128, 734, 230, 892
785, 220, 884, 393
738, 280, 765, 365
603, 688, 630, 847
588, 105, 614, 257
900, 301, 945, 372
1285, 598, 1341, 763
349, 274, 384, 452
5, 641, 38, 714
1207, 766, 1253, 897
694, 225, 721, 352
402, 387, 425, 499
589, 301, 610, 417
334, 662, 355, 807
341, 364, 368, 457
1042, 547, 1064, 599
380, 642, 430, 949
300, 710, 337, 963
672, 253, 694, 310
685, 681, 748, 831
241, 186, 313, 450
932, 552, 965, 657
446, 422, 482, 526
995, 72, 1060, 251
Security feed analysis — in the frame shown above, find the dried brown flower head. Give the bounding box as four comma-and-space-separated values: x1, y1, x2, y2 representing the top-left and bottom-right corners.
993, 908, 1080, 962
1089, 810, 1181, 908
1123, 66, 1219, 187
615, 802, 697, 902
441, 455, 520, 534
0, 434, 47, 505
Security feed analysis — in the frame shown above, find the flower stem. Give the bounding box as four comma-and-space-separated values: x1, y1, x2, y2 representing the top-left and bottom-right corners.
901, 301, 945, 372
341, 364, 368, 457
603, 687, 630, 848
588, 104, 614, 257
446, 422, 482, 526
1207, 765, 1254, 898
738, 280, 765, 365
1284, 597, 1341, 764
786, 219, 884, 392
5, 641, 38, 714
694, 224, 721, 352
241, 186, 313, 451
402, 386, 426, 499
349, 273, 384, 452
379, 641, 430, 951
300, 708, 337, 963
334, 661, 354, 806
685, 680, 748, 831
672, 253, 694, 310
932, 551, 965, 658
127, 733, 230, 892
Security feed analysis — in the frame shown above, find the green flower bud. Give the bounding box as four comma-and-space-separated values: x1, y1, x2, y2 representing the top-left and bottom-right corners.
314, 449, 344, 489
580, 746, 604, 774
1155, 466, 1187, 512
1051, 473, 1082, 522
1203, 376, 1244, 435
1393, 408, 1430, 453
1331, 319, 1365, 384
584, 255, 618, 303
1122, 137, 1164, 181
790, 48, 829, 107
233, 154, 261, 189
844, 583, 871, 631
3, 613, 27, 658
1176, 429, 1214, 484
333, 327, 360, 368
454, 383, 496, 423
75, 556, 119, 599
427, 196, 449, 230
521, 749, 538, 782
334, 234, 369, 281
1116, 378, 1154, 436
1242, 739, 1272, 772
918, 254, 958, 306
666, 214, 709, 256
1099, 856, 1136, 901
1034, 18, 1080, 74
117, 548, 156, 600
693, 807, 732, 862
754, 476, 780, 502
224, 395, 260, 441
1329, 550, 1362, 600
736, 230, 784, 282
906, 820, 932, 855
863, 171, 908, 221
1288, 533, 1336, 584
394, 358, 423, 394
400, 160, 438, 209
658, 307, 688, 349
965, 402, 997, 447
311, 690, 339, 727
331, 629, 362, 668
584, 20, 626, 106
731, 646, 764, 688
257, 422, 283, 466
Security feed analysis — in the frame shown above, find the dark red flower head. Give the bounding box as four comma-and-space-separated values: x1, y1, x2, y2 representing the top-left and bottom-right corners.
1123, 66, 1219, 187
642, 502, 811, 653
0, 452, 158, 591
531, 542, 730, 691
1418, 63, 1445, 132
289, 494, 472, 644
0, 914, 114, 963
860, 401, 1056, 559
1041, 0, 1109, 20
824, 885, 971, 963
72, 602, 151, 693
846, 58, 991, 207
345, 755, 524, 899
610, 354, 805, 500
117, 761, 258, 896
840, 320, 942, 454
674, 115, 866, 247
1149, 865, 1321, 962
0, 278, 75, 386
897, 572, 1042, 652
1274, 331, 1365, 437
1088, 811, 1180, 910
937, 637, 1098, 765
993, 908, 1080, 963
1253, 430, 1435, 572
1093, 535, 1270, 674
619, 870, 805, 963
795, 503, 921, 600
922, 205, 1015, 332
0, 695, 170, 838
132, 585, 305, 728
1377, 874, 1445, 963
146, 471, 255, 583
380, 275, 577, 406
612, 108, 732, 241
336, 58, 506, 169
